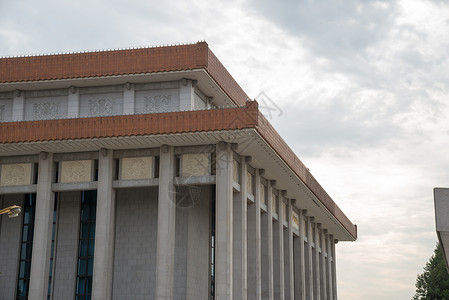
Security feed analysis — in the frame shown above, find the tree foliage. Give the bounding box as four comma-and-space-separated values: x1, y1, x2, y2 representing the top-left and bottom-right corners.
413, 243, 449, 300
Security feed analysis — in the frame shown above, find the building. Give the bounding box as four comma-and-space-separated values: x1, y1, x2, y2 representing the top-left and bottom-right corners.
434, 188, 449, 271
0, 42, 357, 300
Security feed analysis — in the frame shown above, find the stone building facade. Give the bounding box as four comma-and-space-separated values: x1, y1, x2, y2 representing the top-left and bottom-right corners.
0, 42, 357, 300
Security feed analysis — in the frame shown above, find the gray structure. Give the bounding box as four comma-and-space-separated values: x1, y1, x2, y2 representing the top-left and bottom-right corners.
434, 188, 449, 271
0, 42, 357, 299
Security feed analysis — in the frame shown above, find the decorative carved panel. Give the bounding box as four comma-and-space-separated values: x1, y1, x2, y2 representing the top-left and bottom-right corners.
181, 153, 209, 177
0, 163, 32, 186
292, 211, 300, 231
60, 160, 93, 183
89, 99, 113, 116
34, 102, 59, 120
143, 95, 171, 112
246, 171, 253, 195
121, 157, 153, 180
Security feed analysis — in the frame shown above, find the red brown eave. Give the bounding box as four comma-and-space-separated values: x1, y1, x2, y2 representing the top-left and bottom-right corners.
0, 42, 250, 106
0, 102, 357, 239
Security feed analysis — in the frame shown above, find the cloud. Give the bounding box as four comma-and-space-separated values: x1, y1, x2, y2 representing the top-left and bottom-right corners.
0, 0, 201, 56
247, 0, 397, 57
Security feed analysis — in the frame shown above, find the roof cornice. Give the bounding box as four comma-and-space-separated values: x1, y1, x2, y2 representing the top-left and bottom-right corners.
0, 42, 251, 106
0, 102, 357, 239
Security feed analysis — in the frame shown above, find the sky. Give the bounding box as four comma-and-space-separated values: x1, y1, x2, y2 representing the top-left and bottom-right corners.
1, 0, 448, 299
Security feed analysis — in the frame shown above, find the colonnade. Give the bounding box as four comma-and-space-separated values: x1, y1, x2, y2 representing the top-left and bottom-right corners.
0, 142, 337, 299
216, 142, 338, 300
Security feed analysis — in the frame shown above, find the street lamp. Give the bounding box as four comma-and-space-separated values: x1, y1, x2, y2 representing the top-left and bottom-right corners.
0, 205, 22, 218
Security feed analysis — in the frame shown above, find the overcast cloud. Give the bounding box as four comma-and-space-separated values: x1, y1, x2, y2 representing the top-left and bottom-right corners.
1, 0, 449, 299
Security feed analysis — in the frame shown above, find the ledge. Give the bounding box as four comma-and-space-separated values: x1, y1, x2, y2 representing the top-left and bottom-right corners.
0, 184, 37, 195
52, 182, 98, 192
174, 175, 216, 185
113, 178, 159, 189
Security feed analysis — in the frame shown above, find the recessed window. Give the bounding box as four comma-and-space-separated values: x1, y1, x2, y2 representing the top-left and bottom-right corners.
75, 191, 97, 300
210, 186, 216, 300
47, 195, 58, 299
16, 194, 36, 300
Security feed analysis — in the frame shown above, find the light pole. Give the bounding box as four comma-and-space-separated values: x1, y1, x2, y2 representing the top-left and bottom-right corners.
0, 205, 22, 218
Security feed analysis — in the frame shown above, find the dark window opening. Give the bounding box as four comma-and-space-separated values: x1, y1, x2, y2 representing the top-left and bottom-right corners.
75, 191, 97, 300
47, 194, 58, 300
210, 185, 216, 300
16, 193, 36, 300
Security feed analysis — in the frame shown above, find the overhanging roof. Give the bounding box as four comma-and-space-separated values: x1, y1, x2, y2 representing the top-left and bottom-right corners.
0, 103, 357, 241
0, 42, 250, 107
0, 41, 357, 241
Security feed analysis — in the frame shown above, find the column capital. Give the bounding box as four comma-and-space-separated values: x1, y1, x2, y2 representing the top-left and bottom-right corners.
161, 144, 170, 153
217, 141, 228, 150
39, 151, 49, 160
100, 148, 108, 157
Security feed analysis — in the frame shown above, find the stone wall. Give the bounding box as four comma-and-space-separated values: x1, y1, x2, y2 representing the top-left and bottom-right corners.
112, 187, 158, 299
174, 185, 211, 300
52, 191, 80, 299
0, 194, 23, 300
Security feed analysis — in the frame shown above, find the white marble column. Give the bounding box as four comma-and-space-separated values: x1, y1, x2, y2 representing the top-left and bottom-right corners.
67, 86, 80, 118
12, 89, 24, 121
233, 156, 248, 299
332, 239, 338, 300
314, 223, 321, 300
285, 199, 294, 299
253, 169, 262, 298
273, 193, 285, 300
261, 181, 274, 299
179, 79, 194, 111
155, 145, 176, 300
29, 152, 55, 300
320, 229, 327, 299
123, 83, 135, 114
327, 235, 334, 300
248, 166, 261, 300
306, 217, 314, 300
215, 141, 233, 300
294, 210, 306, 299
92, 149, 116, 300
